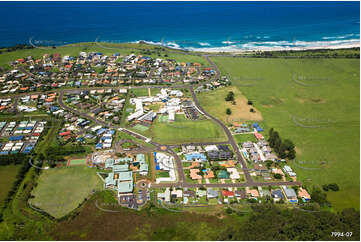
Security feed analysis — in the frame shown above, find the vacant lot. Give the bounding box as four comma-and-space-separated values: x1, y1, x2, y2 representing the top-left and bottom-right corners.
131, 114, 227, 144
210, 57, 360, 210
198, 86, 263, 124
29, 166, 103, 218
0, 164, 21, 205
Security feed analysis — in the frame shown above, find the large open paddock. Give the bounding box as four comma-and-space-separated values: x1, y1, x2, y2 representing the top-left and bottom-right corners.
29, 166, 103, 218
131, 114, 227, 144
209, 57, 360, 210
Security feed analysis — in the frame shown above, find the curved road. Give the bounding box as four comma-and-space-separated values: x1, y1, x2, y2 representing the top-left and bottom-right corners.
189, 86, 253, 183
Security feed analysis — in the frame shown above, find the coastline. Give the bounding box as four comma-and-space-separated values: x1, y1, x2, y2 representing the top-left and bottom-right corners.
133, 40, 360, 54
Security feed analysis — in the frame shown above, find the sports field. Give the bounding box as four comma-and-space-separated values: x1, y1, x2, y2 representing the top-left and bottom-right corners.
131, 114, 227, 144
209, 56, 360, 210
29, 166, 103, 218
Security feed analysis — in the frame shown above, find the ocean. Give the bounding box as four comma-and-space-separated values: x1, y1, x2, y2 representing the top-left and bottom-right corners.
0, 1, 359, 51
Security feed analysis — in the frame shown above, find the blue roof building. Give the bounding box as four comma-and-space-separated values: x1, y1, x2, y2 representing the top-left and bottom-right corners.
185, 153, 207, 162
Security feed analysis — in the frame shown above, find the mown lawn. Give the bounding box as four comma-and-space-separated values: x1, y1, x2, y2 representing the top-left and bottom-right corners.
131, 88, 150, 97
0, 164, 22, 205
209, 56, 360, 210
29, 166, 103, 218
131, 114, 227, 144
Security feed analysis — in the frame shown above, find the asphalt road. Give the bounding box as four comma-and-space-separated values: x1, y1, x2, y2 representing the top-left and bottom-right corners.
189, 86, 254, 183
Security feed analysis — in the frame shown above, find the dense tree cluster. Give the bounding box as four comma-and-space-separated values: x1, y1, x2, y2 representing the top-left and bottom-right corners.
269, 128, 296, 160
44, 145, 86, 163
0, 44, 34, 54
0, 153, 29, 166
323, 183, 340, 192
218, 205, 360, 241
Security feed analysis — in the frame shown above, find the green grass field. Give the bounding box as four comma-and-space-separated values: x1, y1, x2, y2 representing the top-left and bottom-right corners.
133, 124, 150, 132
209, 56, 360, 210
29, 166, 103, 218
0, 165, 22, 205
131, 114, 227, 144
68, 158, 87, 166
131, 88, 150, 97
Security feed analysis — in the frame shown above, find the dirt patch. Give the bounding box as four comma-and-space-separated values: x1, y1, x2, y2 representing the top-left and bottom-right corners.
295, 147, 302, 155
223, 87, 263, 123
310, 98, 326, 104
296, 98, 306, 104
296, 97, 326, 104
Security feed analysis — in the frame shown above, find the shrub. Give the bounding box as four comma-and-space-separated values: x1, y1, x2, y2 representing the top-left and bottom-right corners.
328, 183, 339, 191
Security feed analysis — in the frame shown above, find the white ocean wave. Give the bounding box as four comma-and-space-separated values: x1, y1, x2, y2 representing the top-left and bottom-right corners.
222, 40, 236, 44
321, 33, 359, 40
199, 42, 211, 46
132, 40, 182, 49
131, 38, 360, 53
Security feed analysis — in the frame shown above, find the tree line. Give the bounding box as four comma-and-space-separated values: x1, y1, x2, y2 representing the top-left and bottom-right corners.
0, 155, 31, 222
0, 44, 34, 55
43, 145, 86, 163
0, 153, 29, 166
268, 128, 296, 160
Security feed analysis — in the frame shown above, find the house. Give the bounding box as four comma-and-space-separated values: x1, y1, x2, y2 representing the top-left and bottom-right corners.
218, 170, 230, 179
208, 151, 232, 160
219, 160, 236, 168
207, 188, 218, 199
258, 187, 271, 197
222, 190, 235, 198
203, 169, 215, 179
298, 187, 311, 201
158, 188, 171, 202
183, 189, 196, 198
281, 186, 298, 203
196, 189, 207, 197
171, 188, 183, 198
272, 189, 284, 202
190, 169, 202, 180
185, 152, 207, 162
242, 141, 253, 149
254, 132, 264, 140
254, 163, 269, 175
246, 187, 259, 198
227, 167, 240, 179
235, 190, 247, 199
